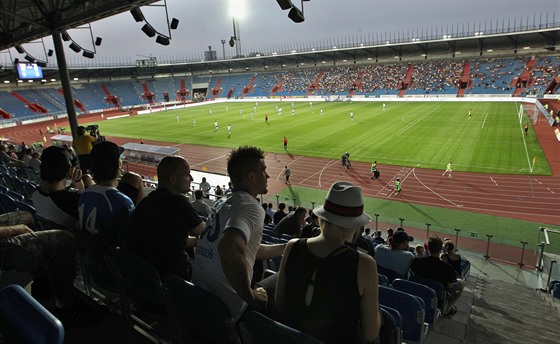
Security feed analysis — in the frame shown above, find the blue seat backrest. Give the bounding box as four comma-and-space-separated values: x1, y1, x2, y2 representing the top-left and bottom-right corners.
409, 274, 447, 310
549, 280, 560, 293
376, 265, 402, 284
0, 284, 65, 344
378, 273, 389, 287
380, 305, 402, 329
240, 310, 324, 344
379, 307, 400, 344
392, 278, 438, 324
378, 286, 425, 342
460, 259, 471, 279
0, 192, 18, 214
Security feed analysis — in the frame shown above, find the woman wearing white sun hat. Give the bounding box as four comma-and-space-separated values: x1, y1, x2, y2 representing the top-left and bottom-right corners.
275, 181, 381, 344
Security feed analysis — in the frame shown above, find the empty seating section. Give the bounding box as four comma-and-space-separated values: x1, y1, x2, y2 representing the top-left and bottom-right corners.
72, 83, 109, 110
0, 92, 37, 118
109, 81, 145, 107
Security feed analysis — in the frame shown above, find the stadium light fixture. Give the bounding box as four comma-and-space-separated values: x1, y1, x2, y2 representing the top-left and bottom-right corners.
132, 1, 178, 46
288, 6, 304, 22
141, 23, 157, 37
62, 24, 102, 59
276, 0, 294, 10
13, 41, 49, 67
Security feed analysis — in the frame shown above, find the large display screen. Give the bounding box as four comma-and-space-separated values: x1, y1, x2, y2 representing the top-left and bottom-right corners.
16, 63, 44, 79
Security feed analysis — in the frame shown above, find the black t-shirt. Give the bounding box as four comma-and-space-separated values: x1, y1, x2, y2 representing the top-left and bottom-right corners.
128, 187, 202, 279
411, 256, 457, 289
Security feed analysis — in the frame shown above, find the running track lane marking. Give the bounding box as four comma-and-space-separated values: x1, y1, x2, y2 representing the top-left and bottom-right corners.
298, 159, 336, 185
387, 167, 415, 198
546, 188, 555, 194
317, 159, 338, 188
528, 175, 535, 198
191, 154, 228, 169
275, 156, 303, 181
490, 177, 498, 186
412, 169, 464, 207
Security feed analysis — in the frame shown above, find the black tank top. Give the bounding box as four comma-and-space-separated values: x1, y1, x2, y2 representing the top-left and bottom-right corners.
280, 239, 361, 344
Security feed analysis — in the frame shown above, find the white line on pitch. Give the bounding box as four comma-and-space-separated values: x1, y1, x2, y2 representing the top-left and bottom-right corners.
481, 113, 488, 128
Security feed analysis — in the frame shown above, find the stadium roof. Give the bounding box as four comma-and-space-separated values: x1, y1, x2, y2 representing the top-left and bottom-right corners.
0, 0, 158, 52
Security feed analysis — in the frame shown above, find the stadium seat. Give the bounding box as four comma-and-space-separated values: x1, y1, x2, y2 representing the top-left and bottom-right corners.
392, 278, 440, 325
378, 285, 427, 343
378, 273, 389, 287
7, 189, 25, 201
0, 192, 18, 214
73, 228, 120, 303
110, 246, 170, 341
379, 307, 402, 344
239, 310, 324, 344
409, 274, 448, 313
163, 273, 242, 344
14, 199, 36, 214
460, 259, 471, 279
376, 265, 402, 284
0, 184, 9, 194
0, 284, 64, 344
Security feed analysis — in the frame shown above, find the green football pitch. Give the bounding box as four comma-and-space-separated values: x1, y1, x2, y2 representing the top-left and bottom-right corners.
90, 101, 551, 175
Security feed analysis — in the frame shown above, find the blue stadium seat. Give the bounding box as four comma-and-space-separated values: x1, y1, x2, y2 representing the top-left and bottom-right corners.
379, 307, 402, 344
240, 310, 324, 344
392, 278, 440, 325
376, 265, 402, 284
378, 273, 389, 287
0, 284, 65, 344
163, 274, 242, 344
378, 285, 427, 343
0, 192, 18, 214
460, 259, 471, 279
110, 246, 170, 341
409, 274, 447, 312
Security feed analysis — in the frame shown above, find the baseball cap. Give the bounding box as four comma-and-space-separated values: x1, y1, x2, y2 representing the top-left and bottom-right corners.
391, 230, 414, 245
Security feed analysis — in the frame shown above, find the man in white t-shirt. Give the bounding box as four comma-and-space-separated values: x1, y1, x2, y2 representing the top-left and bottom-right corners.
192, 146, 285, 321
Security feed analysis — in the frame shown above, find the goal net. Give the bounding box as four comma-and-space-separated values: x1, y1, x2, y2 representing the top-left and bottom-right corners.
519, 103, 539, 125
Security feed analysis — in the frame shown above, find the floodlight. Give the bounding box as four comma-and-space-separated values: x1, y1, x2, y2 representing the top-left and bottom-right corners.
61, 31, 71, 41
47, 49, 54, 57
82, 50, 95, 59
95, 37, 102, 46
69, 42, 81, 53
156, 35, 170, 46
276, 0, 294, 10
141, 24, 156, 37
170, 18, 179, 30
24, 55, 35, 62
15, 45, 25, 54
288, 6, 304, 22
130, 7, 144, 22
36, 61, 47, 68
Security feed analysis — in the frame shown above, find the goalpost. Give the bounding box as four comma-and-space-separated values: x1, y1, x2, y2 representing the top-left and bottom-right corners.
518, 103, 539, 125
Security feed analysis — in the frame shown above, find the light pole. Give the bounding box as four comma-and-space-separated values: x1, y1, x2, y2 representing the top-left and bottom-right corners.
221, 39, 226, 59
231, 16, 241, 57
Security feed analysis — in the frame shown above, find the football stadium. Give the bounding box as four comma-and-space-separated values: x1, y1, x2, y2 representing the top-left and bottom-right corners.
0, 1, 559, 343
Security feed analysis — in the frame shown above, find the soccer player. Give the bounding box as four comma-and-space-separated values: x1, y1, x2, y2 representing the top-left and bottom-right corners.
283, 136, 288, 150
350, 111, 354, 121
193, 117, 196, 126
265, 114, 269, 124
228, 124, 232, 137
395, 179, 402, 194
442, 161, 452, 178
320, 108, 323, 116
524, 122, 529, 136
214, 121, 218, 130
468, 109, 472, 119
